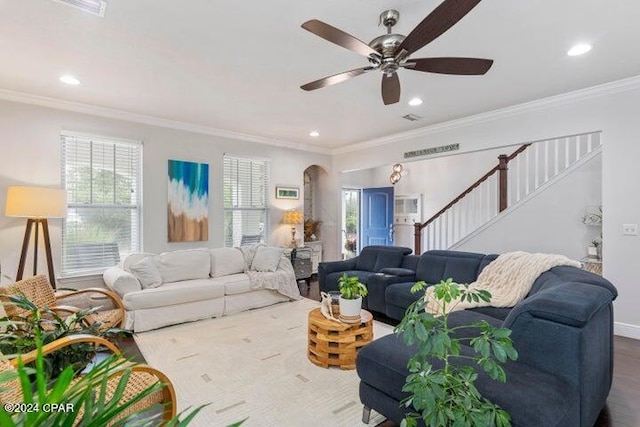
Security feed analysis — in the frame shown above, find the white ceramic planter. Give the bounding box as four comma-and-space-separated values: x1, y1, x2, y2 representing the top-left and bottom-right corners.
339, 296, 362, 323
587, 246, 599, 259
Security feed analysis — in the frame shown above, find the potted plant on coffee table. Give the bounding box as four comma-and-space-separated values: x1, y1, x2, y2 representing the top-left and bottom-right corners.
337, 274, 368, 324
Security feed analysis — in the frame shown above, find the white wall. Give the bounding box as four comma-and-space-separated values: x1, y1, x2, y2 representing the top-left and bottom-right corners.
0, 99, 330, 283
331, 80, 640, 338
455, 153, 602, 259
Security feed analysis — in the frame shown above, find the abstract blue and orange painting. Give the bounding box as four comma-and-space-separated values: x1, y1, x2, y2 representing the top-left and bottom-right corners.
167, 160, 209, 242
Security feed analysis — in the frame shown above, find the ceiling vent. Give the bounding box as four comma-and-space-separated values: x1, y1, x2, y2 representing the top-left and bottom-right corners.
50, 0, 107, 17
402, 114, 422, 122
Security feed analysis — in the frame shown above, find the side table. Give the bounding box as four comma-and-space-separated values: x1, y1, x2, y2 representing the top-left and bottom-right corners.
284, 247, 312, 286
307, 307, 373, 370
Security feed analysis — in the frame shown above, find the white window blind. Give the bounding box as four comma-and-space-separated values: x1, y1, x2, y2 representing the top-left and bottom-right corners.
61, 133, 142, 276
223, 155, 270, 247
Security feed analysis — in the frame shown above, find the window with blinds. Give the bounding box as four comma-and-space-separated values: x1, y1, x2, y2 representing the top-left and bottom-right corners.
223, 155, 270, 247
61, 133, 142, 276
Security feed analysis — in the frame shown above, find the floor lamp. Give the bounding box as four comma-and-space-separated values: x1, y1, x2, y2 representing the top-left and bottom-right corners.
5, 186, 67, 289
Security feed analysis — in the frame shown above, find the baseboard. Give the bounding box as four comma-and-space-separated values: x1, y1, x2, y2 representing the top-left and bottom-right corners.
614, 322, 640, 340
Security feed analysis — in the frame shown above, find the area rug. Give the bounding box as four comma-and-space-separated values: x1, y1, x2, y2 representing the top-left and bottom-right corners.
134, 298, 394, 427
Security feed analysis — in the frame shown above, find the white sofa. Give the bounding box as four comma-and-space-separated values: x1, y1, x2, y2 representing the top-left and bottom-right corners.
103, 247, 298, 332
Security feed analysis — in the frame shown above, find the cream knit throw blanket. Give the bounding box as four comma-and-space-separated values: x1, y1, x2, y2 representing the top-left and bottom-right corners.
425, 251, 581, 315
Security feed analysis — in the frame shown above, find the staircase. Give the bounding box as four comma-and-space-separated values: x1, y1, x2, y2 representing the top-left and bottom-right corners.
413, 131, 602, 253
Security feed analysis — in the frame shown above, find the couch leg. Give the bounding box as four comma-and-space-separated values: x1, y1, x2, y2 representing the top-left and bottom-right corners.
362, 406, 371, 424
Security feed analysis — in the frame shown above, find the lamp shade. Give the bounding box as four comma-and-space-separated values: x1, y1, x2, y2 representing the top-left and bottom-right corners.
5, 186, 67, 218
282, 210, 303, 225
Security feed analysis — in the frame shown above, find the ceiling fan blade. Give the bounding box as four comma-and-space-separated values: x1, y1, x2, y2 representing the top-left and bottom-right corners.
399, 0, 482, 55
405, 57, 493, 75
301, 67, 372, 91
381, 73, 400, 105
302, 19, 379, 58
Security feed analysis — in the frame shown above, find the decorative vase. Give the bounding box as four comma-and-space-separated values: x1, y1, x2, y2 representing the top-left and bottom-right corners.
587, 246, 599, 259
339, 296, 362, 324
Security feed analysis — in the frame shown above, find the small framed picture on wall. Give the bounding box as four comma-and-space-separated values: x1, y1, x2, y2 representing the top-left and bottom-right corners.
275, 186, 299, 199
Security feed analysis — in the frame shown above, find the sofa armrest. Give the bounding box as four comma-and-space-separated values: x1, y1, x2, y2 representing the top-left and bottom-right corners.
103, 266, 142, 297
318, 258, 357, 276
505, 283, 613, 328
503, 283, 615, 392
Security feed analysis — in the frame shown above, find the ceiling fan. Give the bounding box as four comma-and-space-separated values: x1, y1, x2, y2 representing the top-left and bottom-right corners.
300, 0, 493, 105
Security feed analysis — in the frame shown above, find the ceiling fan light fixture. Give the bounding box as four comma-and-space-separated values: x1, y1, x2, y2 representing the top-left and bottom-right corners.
59, 75, 80, 85
408, 97, 423, 106
567, 43, 592, 56
309, 130, 320, 137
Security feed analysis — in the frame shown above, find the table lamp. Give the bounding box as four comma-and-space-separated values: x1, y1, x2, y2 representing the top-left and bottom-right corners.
5, 186, 67, 288
282, 210, 303, 248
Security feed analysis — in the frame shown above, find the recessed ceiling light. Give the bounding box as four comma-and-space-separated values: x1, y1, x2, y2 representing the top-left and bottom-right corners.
309, 130, 320, 137
567, 43, 592, 57
408, 97, 423, 106
59, 75, 80, 85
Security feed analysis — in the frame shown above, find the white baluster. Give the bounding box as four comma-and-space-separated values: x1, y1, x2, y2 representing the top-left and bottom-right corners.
554, 138, 559, 177
544, 139, 549, 183
565, 137, 570, 168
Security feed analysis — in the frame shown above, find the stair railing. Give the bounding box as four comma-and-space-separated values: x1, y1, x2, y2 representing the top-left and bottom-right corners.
413, 131, 601, 254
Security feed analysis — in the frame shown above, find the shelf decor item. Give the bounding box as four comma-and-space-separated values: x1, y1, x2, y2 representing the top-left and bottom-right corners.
5, 186, 67, 289
275, 186, 299, 199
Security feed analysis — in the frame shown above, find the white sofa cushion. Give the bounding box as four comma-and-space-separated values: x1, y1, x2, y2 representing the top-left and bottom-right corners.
103, 266, 141, 297
210, 248, 245, 278
122, 252, 157, 271
210, 273, 252, 295
251, 246, 284, 272
156, 249, 210, 283
128, 256, 163, 289
123, 278, 225, 311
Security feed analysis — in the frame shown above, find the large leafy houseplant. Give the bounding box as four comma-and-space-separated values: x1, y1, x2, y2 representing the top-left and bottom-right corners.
0, 295, 127, 378
396, 278, 518, 427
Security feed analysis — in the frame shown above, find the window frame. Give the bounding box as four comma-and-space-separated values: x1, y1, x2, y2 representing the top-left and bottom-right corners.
223, 154, 270, 248
60, 131, 143, 277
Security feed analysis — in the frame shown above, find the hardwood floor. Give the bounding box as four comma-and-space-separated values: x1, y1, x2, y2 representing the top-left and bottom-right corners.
120, 278, 640, 427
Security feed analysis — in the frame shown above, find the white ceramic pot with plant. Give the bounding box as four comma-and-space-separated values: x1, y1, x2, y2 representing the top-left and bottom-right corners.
337, 274, 368, 323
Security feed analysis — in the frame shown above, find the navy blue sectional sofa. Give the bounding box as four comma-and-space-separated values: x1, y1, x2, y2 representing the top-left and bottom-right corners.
318, 246, 414, 311
356, 249, 618, 427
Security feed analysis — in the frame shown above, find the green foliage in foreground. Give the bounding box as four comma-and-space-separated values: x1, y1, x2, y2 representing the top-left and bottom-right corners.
396, 278, 518, 427
0, 330, 206, 426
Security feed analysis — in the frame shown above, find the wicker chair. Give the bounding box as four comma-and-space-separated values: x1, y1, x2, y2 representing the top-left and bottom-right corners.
0, 334, 177, 424
0, 275, 125, 331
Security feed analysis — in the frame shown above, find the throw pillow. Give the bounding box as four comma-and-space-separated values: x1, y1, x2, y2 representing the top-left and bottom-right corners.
156, 249, 211, 283
128, 256, 163, 289
122, 252, 157, 272
237, 243, 265, 271
210, 248, 245, 278
250, 246, 284, 272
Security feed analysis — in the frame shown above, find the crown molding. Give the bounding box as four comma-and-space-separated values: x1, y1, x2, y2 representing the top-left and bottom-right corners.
332, 74, 640, 155
0, 88, 332, 155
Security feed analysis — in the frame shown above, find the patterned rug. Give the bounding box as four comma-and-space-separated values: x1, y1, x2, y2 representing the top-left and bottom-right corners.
134, 298, 394, 427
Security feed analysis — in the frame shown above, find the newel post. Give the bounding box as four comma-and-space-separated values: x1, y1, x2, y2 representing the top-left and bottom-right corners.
498, 154, 509, 212
414, 222, 422, 255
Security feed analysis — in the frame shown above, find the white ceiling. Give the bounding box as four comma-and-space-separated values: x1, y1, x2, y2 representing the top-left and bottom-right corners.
1, 0, 640, 151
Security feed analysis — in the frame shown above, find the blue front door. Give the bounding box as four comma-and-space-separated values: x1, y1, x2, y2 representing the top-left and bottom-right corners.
361, 187, 394, 247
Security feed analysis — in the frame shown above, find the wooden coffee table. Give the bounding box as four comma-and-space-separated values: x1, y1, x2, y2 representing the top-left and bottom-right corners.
307, 307, 373, 370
